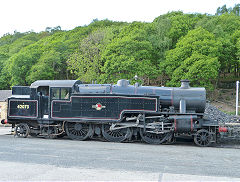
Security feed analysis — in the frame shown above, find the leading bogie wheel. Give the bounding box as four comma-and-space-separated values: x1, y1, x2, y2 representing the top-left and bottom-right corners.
15, 123, 30, 138
194, 129, 213, 147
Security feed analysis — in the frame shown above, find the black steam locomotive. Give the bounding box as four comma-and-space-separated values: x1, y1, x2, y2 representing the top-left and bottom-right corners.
2, 79, 222, 146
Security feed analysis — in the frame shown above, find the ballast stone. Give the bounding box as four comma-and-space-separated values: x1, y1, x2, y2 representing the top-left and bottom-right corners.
204, 103, 240, 124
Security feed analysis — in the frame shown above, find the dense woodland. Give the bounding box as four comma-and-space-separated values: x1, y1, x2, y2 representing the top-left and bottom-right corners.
0, 5, 240, 91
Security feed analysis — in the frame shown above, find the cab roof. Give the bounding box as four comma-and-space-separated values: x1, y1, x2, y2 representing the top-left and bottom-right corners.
30, 80, 82, 88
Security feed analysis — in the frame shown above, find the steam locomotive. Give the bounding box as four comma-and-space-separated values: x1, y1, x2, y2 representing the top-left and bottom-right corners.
1, 79, 223, 146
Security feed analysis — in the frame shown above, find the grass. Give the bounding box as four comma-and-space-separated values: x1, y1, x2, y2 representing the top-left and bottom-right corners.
223, 110, 239, 115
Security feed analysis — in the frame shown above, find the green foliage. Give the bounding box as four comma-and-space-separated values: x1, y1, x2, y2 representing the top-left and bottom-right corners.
197, 13, 240, 36
26, 50, 62, 82
163, 27, 221, 89
0, 31, 46, 89
100, 23, 158, 84
216, 4, 240, 16
196, 13, 240, 76
164, 27, 220, 73
8, 44, 42, 86
216, 5, 229, 15
67, 28, 114, 83
0, 8, 239, 90
152, 15, 172, 62
168, 13, 203, 47
232, 4, 240, 16
154, 12, 204, 48
235, 37, 240, 66
168, 53, 220, 89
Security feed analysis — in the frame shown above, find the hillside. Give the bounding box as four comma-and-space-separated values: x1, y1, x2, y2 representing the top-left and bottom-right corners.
209, 88, 239, 115
0, 4, 239, 91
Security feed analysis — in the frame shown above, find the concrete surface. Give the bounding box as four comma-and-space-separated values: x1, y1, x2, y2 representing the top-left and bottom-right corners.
0, 127, 12, 135
0, 128, 240, 181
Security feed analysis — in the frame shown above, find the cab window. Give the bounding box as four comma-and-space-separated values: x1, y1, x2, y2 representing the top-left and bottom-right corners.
51, 88, 70, 100
52, 88, 60, 99
37, 86, 49, 96
61, 88, 70, 100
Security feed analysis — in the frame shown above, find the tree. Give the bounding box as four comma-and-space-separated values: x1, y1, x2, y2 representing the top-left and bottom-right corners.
197, 13, 240, 76
235, 40, 240, 77
26, 50, 62, 82
168, 13, 203, 48
232, 4, 240, 16
153, 15, 172, 62
8, 44, 42, 86
0, 60, 11, 89
168, 53, 220, 89
163, 27, 221, 89
233, 30, 240, 77
67, 28, 113, 83
0, 31, 46, 88
216, 5, 229, 15
217, 4, 240, 16
100, 23, 158, 84
45, 26, 62, 34
197, 13, 240, 36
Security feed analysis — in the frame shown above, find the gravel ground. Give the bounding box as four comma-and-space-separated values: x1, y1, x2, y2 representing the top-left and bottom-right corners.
204, 102, 240, 123
1, 132, 240, 181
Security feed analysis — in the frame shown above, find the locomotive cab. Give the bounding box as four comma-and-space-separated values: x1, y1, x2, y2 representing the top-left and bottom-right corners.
7, 80, 81, 122
30, 80, 81, 120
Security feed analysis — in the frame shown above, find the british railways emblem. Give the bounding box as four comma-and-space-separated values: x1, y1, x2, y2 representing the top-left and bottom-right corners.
92, 103, 106, 111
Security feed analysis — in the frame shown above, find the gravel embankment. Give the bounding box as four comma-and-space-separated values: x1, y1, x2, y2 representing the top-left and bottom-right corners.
204, 103, 240, 124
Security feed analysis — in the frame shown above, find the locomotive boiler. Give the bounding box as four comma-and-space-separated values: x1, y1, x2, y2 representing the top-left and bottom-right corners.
1, 79, 220, 146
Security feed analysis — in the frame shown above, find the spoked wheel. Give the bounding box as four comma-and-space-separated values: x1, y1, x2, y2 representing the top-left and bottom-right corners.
140, 129, 173, 144
194, 129, 213, 147
65, 122, 93, 141
15, 123, 30, 138
102, 124, 132, 142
